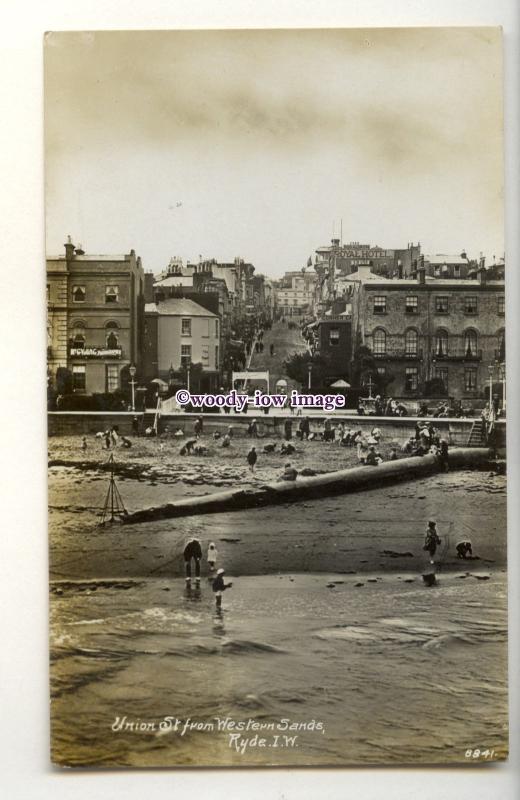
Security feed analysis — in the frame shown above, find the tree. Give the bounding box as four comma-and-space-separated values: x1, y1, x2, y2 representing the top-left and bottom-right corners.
351, 345, 395, 395
283, 350, 333, 389
55, 367, 73, 395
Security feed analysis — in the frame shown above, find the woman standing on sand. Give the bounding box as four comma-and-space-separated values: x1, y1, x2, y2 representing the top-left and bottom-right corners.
423, 521, 442, 564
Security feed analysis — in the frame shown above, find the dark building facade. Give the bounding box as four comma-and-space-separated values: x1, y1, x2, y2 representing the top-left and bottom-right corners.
348, 266, 505, 402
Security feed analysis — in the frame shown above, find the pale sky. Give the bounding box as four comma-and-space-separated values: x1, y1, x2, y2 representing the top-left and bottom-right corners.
44, 28, 504, 277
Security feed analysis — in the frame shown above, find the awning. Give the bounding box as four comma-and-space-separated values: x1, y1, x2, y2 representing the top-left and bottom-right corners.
330, 379, 351, 388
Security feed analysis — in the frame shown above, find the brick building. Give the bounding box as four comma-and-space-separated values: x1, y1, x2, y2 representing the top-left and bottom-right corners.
46, 238, 145, 396
348, 266, 505, 401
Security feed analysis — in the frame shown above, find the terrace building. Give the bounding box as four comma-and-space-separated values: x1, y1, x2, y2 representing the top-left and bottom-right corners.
347, 266, 505, 402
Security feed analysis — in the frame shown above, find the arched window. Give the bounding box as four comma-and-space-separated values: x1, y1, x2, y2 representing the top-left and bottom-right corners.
405, 329, 418, 356
373, 328, 386, 356
464, 330, 478, 357
435, 329, 448, 357
105, 321, 119, 348
71, 321, 86, 349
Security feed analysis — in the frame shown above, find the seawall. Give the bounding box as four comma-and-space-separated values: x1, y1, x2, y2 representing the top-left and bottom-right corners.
47, 411, 506, 448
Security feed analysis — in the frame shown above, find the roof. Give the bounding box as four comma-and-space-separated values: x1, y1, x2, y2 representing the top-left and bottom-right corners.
154, 275, 194, 287
353, 277, 504, 289
145, 298, 217, 318
47, 254, 131, 261
424, 254, 469, 265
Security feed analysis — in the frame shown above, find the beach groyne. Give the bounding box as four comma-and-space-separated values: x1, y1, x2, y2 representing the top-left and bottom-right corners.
122, 447, 492, 525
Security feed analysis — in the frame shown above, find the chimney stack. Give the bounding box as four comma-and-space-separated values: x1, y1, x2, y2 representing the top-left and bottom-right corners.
478, 267, 487, 285
64, 235, 75, 262
417, 267, 426, 285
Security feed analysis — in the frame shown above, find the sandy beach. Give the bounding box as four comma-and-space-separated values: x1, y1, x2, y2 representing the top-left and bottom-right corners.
49, 432, 506, 581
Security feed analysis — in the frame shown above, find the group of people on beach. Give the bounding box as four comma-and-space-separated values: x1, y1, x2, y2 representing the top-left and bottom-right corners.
183, 537, 233, 609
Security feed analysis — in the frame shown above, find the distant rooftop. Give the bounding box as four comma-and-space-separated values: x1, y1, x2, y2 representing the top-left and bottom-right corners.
424, 254, 471, 265
154, 275, 194, 287
145, 298, 217, 317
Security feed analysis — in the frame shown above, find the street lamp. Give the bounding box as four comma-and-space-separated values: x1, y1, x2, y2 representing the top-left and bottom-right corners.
168, 363, 174, 387
307, 362, 312, 390
186, 361, 191, 392
129, 364, 137, 411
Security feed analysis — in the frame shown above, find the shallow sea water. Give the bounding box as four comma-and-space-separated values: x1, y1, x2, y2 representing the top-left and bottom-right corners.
50, 571, 508, 767
48, 463, 508, 767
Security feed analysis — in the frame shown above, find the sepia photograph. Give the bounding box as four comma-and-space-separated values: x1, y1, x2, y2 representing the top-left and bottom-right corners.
45, 27, 508, 768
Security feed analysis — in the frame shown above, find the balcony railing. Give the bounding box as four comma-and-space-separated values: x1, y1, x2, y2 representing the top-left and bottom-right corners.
432, 348, 482, 361
373, 349, 423, 361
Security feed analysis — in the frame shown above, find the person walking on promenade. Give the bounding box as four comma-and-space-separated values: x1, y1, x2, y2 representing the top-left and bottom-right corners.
284, 418, 293, 441
104, 430, 111, 449
423, 521, 442, 564
212, 568, 233, 610
207, 542, 218, 573
81, 436, 88, 451
183, 537, 202, 584
132, 416, 140, 436
194, 416, 203, 438
248, 418, 258, 438
247, 446, 257, 472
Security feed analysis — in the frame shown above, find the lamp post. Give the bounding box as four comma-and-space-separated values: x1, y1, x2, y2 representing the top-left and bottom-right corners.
501, 362, 506, 413
186, 361, 191, 392
307, 362, 312, 391
168, 363, 174, 389
129, 364, 137, 411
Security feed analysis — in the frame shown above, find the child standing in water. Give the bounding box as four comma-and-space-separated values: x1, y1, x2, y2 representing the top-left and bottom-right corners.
212, 568, 233, 610
207, 542, 218, 573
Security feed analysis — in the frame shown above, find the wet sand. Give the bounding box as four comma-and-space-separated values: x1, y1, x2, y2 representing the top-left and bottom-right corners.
48, 435, 506, 581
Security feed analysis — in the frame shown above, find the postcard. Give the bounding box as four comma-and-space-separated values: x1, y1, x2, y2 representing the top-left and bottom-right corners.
46, 28, 507, 767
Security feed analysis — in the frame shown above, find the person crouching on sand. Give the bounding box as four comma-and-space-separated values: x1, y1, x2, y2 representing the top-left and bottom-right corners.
280, 462, 298, 481
207, 542, 218, 573
183, 537, 202, 584
212, 568, 233, 609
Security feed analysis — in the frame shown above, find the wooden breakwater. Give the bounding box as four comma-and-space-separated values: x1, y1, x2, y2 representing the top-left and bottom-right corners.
122, 447, 491, 525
